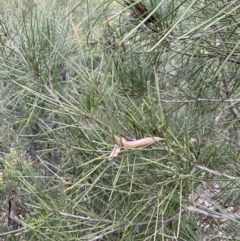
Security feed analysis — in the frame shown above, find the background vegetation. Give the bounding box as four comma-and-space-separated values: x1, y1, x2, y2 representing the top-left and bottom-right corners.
0, 0, 239, 240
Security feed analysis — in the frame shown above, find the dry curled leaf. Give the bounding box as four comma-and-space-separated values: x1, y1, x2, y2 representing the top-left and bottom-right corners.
108, 135, 164, 160
108, 144, 121, 161
114, 135, 164, 148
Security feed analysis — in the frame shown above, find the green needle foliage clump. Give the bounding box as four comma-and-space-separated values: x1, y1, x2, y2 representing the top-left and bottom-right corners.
0, 0, 240, 240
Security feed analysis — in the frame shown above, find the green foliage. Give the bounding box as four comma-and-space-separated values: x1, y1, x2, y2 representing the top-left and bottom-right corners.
0, 0, 240, 240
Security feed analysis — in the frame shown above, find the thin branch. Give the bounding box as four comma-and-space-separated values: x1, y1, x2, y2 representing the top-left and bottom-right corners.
172, 48, 240, 64
103, 10, 125, 25
77, 182, 133, 195
186, 206, 240, 220
87, 229, 120, 241
222, 72, 240, 120
130, 49, 240, 65
44, 83, 91, 141
159, 98, 239, 103
196, 165, 238, 180
59, 211, 112, 223
173, 22, 238, 41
